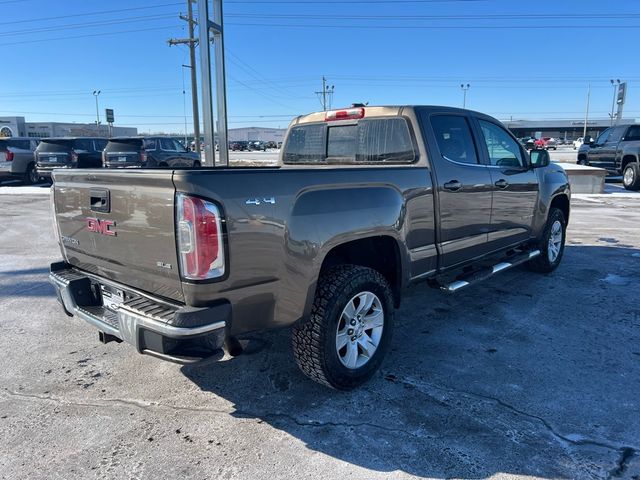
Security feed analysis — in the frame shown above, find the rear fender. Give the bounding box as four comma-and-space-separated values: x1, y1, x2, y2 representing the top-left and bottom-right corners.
281, 185, 407, 322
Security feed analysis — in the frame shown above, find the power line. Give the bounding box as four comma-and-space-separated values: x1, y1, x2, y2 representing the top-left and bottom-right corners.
1, 13, 176, 37
0, 25, 179, 47
10, 3, 182, 25
225, 22, 640, 30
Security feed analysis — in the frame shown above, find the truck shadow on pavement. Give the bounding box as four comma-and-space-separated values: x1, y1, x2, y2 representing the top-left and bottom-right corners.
182, 244, 640, 478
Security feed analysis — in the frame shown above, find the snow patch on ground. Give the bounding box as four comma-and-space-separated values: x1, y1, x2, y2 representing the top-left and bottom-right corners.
600, 274, 630, 286
0, 186, 50, 195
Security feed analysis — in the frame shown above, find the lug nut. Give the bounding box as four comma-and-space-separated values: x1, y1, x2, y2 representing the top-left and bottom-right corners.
347, 328, 354, 335
350, 319, 357, 326
351, 336, 356, 342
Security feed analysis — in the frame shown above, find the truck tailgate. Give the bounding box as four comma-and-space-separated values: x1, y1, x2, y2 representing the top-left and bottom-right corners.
53, 170, 184, 302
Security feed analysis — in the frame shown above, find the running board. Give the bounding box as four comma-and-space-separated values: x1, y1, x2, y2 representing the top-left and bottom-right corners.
441, 250, 540, 293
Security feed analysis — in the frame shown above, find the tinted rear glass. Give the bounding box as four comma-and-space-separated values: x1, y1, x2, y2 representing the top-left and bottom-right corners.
73, 138, 94, 151
3, 139, 31, 150
37, 139, 73, 152
105, 138, 143, 152
283, 118, 415, 164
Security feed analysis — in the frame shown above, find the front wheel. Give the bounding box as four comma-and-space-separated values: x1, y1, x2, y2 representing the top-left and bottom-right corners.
292, 265, 394, 390
622, 163, 640, 191
528, 207, 566, 273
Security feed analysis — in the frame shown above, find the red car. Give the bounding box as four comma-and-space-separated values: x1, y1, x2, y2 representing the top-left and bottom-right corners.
534, 137, 557, 150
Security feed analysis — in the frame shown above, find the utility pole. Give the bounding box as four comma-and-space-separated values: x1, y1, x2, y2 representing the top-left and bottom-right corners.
610, 79, 620, 127
460, 83, 470, 109
168, 0, 201, 154
315, 77, 335, 111
583, 84, 591, 140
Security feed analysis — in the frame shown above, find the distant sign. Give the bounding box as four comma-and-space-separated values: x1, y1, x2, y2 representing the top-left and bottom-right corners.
105, 108, 115, 123
617, 82, 627, 105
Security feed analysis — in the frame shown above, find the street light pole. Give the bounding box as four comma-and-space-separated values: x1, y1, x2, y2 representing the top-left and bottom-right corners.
460, 83, 470, 109
583, 84, 591, 140
92, 90, 101, 132
610, 79, 620, 126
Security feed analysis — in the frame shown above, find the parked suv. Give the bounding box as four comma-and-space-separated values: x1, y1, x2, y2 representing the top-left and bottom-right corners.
0, 137, 41, 184
103, 137, 200, 168
577, 124, 640, 190
35, 137, 107, 181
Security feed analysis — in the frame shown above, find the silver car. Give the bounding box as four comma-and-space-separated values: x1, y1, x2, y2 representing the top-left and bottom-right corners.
0, 137, 41, 184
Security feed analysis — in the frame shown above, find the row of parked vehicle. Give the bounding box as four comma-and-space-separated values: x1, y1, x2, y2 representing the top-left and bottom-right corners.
229, 140, 280, 151
0, 136, 201, 184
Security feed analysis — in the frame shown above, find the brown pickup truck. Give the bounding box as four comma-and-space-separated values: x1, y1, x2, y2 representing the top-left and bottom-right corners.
49, 106, 570, 389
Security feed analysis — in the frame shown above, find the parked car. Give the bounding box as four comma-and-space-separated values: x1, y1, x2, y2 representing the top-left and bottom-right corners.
49, 105, 570, 390
248, 141, 266, 151
229, 141, 249, 151
35, 137, 107, 181
573, 137, 584, 150
103, 137, 200, 169
577, 124, 640, 190
534, 137, 557, 150
265, 141, 278, 149
519, 137, 536, 150
0, 137, 41, 184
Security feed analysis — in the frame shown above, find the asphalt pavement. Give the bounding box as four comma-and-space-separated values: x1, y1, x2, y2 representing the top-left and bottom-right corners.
0, 171, 639, 479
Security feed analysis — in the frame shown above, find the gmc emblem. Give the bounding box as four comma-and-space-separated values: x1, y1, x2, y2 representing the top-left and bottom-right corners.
86, 217, 116, 236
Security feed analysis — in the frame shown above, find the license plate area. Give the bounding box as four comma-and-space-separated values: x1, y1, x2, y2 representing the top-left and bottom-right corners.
117, 156, 127, 162
48, 156, 58, 163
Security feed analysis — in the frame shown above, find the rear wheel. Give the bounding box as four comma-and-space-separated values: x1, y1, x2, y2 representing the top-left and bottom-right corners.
528, 207, 566, 273
291, 265, 394, 390
23, 163, 39, 185
622, 163, 640, 191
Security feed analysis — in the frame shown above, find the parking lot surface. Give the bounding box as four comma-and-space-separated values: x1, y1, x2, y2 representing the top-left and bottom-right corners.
1, 181, 639, 479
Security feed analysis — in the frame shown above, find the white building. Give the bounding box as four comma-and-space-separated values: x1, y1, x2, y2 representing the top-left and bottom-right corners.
0, 116, 137, 138
228, 127, 286, 143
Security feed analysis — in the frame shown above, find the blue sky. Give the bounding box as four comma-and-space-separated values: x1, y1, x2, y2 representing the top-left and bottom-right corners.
2, 0, 639, 134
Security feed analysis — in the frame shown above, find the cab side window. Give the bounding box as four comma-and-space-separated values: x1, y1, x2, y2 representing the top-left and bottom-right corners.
478, 120, 524, 168
431, 115, 478, 165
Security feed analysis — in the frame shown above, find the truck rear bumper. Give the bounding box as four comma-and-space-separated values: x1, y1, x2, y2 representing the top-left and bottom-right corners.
49, 261, 229, 364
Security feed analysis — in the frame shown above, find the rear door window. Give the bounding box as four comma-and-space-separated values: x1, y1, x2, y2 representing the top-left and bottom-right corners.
94, 139, 107, 151
160, 138, 175, 151
144, 138, 157, 150
430, 115, 479, 165
625, 126, 640, 141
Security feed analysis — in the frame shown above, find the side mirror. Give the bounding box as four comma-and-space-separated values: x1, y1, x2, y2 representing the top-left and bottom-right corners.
530, 149, 550, 168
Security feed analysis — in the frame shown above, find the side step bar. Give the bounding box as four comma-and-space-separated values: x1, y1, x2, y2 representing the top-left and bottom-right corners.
441, 249, 540, 293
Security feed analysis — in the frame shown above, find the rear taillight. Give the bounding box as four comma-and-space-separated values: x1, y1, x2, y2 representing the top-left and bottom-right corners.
6, 150, 14, 161
102, 150, 107, 166
69, 150, 78, 163
176, 193, 225, 280
140, 148, 147, 164
325, 107, 365, 122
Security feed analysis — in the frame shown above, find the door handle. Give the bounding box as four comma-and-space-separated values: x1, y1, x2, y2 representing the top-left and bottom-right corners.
494, 179, 509, 189
443, 180, 462, 191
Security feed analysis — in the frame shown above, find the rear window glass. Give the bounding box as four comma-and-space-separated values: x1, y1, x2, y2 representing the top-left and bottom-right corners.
94, 139, 108, 150
37, 140, 73, 152
284, 118, 415, 164
105, 138, 143, 151
73, 139, 94, 151
283, 124, 325, 163
5, 139, 31, 150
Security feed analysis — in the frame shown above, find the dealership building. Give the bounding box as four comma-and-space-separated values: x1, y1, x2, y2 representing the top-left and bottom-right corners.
0, 116, 137, 138
505, 117, 639, 140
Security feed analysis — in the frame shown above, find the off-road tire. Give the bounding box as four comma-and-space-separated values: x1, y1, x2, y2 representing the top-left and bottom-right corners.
528, 207, 566, 273
622, 163, 640, 191
291, 265, 394, 390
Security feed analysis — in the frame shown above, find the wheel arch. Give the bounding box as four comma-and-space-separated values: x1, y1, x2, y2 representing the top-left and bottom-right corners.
550, 193, 570, 225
